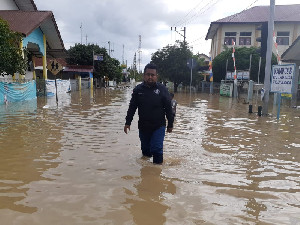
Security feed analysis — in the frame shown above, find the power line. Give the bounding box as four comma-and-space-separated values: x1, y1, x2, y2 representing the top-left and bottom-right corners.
170, 0, 223, 48
172, 0, 206, 27
175, 0, 260, 46
189, 34, 206, 44
177, 0, 223, 27
188, 0, 260, 49
225, 0, 259, 23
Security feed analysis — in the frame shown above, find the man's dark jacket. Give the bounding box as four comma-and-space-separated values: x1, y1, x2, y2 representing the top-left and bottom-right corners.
125, 82, 174, 132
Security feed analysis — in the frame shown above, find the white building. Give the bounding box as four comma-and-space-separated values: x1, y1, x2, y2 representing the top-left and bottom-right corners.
205, 4, 300, 60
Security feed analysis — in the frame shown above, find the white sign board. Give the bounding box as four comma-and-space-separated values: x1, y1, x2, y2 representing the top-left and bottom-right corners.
237, 71, 243, 80
243, 71, 250, 80
93, 54, 103, 61
271, 64, 295, 94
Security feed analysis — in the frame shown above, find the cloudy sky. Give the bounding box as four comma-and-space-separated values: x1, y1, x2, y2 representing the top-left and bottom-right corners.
34, 0, 299, 70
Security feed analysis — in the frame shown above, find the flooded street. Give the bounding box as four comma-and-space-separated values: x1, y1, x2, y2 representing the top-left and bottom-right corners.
0, 87, 299, 225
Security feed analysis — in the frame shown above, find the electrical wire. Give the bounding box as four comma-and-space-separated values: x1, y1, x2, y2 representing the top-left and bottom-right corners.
180, 0, 223, 27
225, 0, 259, 23
172, 0, 206, 27
176, 0, 222, 27
188, 0, 260, 45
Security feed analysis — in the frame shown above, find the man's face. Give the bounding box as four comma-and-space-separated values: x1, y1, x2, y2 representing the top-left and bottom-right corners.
143, 68, 158, 86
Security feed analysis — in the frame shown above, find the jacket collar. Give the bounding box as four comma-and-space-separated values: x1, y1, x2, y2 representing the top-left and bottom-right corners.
142, 81, 158, 88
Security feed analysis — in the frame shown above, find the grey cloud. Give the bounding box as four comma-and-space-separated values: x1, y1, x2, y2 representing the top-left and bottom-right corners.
34, 0, 203, 65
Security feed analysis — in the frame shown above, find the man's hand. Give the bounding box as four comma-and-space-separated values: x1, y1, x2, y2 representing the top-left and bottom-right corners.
167, 127, 173, 133
124, 125, 130, 134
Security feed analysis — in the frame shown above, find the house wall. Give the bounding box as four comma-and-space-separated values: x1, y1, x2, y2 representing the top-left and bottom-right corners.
213, 23, 258, 57
274, 22, 300, 55
0, 0, 18, 10
211, 22, 300, 59
23, 28, 45, 56
211, 32, 218, 59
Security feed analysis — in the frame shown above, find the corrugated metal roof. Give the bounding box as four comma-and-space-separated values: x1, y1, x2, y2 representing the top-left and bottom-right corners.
0, 10, 52, 36
216, 4, 300, 23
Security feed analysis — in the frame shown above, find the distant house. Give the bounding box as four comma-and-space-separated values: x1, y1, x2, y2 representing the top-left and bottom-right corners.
0, 0, 66, 80
205, 4, 300, 60
197, 53, 210, 65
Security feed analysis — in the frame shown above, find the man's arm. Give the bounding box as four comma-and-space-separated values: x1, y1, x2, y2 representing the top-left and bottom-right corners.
124, 124, 130, 134
124, 88, 138, 133
162, 88, 174, 132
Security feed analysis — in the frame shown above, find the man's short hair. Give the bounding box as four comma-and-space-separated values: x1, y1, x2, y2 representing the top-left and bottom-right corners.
144, 63, 157, 73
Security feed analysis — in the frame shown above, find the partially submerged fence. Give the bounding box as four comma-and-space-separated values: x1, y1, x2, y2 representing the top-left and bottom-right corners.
0, 80, 37, 104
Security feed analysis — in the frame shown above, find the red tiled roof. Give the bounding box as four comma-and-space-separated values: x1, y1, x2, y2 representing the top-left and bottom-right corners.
215, 4, 300, 23
0, 10, 65, 57
0, 10, 52, 36
34, 57, 67, 67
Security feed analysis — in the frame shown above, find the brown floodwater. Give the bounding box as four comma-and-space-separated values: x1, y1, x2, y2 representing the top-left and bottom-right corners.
0, 87, 299, 225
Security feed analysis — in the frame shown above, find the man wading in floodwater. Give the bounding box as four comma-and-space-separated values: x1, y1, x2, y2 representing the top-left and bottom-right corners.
124, 63, 174, 164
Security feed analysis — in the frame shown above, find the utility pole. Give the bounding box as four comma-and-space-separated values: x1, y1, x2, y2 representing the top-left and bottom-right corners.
258, 57, 262, 84
183, 27, 186, 44
108, 41, 111, 56
133, 53, 137, 80
262, 0, 275, 116
138, 35, 142, 73
86, 34, 88, 45
189, 58, 193, 93
171, 26, 186, 44
122, 44, 124, 65
111, 43, 114, 56
80, 23, 83, 44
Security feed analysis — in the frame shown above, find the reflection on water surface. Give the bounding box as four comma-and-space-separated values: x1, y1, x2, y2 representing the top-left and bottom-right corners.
0, 88, 299, 224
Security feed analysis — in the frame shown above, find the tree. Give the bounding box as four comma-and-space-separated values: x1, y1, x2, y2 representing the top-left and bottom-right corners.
151, 41, 194, 92
212, 46, 277, 82
0, 18, 27, 75
193, 53, 209, 85
67, 44, 122, 82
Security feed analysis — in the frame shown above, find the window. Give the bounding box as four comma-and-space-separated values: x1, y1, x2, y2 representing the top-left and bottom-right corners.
239, 37, 251, 45
224, 32, 236, 45
224, 37, 236, 45
276, 31, 289, 45
277, 31, 289, 36
225, 32, 237, 36
239, 32, 251, 45
240, 32, 252, 36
